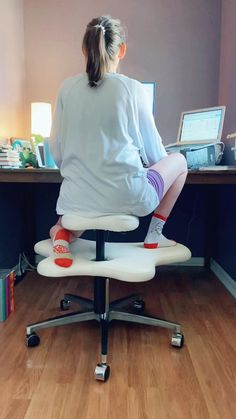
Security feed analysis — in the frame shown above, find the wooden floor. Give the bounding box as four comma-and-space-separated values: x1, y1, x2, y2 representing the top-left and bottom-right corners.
0, 267, 235, 419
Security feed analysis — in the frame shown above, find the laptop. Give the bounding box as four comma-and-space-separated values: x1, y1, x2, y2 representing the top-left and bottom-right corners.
166, 106, 226, 150
165, 106, 226, 168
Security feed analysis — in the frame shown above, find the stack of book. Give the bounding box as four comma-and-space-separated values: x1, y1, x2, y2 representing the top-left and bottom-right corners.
0, 270, 15, 321
0, 145, 21, 168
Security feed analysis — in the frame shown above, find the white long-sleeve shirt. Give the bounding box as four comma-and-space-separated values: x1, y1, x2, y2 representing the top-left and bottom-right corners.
49, 73, 167, 217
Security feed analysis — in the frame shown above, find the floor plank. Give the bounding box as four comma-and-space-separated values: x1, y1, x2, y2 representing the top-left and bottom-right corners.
0, 267, 235, 419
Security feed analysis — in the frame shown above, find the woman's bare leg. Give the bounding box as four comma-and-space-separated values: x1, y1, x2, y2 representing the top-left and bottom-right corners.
144, 153, 187, 248
50, 220, 83, 242
151, 153, 188, 217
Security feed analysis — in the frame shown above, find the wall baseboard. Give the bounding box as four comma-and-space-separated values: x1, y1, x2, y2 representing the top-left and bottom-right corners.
171, 257, 205, 267
210, 259, 236, 298
162, 256, 236, 298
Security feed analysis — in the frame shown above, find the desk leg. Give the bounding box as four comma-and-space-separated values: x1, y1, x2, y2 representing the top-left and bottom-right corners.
204, 185, 217, 269
23, 184, 36, 265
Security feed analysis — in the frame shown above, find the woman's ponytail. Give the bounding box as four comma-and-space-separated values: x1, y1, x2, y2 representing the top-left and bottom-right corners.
82, 16, 126, 88
85, 25, 107, 87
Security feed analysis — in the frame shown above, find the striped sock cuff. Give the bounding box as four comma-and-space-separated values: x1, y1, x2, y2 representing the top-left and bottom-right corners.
153, 213, 167, 222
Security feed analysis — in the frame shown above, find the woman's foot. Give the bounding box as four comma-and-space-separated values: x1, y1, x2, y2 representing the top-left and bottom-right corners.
157, 234, 176, 248
53, 228, 73, 267
144, 213, 167, 248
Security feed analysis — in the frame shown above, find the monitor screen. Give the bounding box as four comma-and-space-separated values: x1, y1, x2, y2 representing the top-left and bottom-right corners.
141, 82, 156, 115
180, 108, 224, 142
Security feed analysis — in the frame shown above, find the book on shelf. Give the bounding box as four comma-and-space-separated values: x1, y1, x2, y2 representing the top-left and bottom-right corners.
0, 161, 21, 165
0, 156, 20, 160
0, 159, 21, 168
0, 166, 21, 168
0, 152, 19, 157
0, 270, 15, 322
0, 159, 21, 163
0, 146, 21, 168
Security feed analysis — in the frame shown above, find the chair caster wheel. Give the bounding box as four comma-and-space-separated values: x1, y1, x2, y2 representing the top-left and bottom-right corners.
94, 364, 110, 382
26, 332, 40, 348
171, 332, 184, 348
133, 299, 145, 312
60, 299, 70, 311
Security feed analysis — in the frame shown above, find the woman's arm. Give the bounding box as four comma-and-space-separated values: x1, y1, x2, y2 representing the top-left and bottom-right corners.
134, 82, 167, 167
48, 89, 63, 169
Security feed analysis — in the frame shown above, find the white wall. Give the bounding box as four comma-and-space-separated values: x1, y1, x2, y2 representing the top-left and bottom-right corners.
218, 0, 236, 164
23, 0, 222, 142
0, 0, 26, 139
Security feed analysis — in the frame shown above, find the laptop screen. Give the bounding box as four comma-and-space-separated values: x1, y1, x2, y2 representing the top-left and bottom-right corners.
141, 82, 156, 115
179, 107, 225, 143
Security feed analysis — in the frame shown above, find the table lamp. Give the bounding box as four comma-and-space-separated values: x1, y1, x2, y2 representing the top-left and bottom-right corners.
31, 102, 52, 138
31, 102, 56, 168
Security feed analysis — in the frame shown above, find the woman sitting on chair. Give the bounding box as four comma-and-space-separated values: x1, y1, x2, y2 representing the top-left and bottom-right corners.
49, 15, 188, 268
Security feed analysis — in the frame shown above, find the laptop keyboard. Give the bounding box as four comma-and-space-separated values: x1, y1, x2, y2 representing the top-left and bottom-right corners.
165, 144, 209, 153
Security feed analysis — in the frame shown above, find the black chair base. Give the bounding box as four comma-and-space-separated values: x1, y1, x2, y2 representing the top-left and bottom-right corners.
26, 276, 184, 381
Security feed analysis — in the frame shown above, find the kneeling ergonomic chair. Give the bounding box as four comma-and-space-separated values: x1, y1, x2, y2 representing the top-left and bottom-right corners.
26, 214, 191, 382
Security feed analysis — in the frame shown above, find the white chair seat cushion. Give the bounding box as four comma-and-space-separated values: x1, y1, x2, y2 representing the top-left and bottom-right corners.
61, 213, 139, 232
35, 238, 191, 283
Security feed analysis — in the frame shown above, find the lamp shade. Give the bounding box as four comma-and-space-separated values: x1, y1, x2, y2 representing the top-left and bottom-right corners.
31, 102, 52, 137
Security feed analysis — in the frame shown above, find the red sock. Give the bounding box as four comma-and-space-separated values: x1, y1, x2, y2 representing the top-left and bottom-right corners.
53, 228, 73, 268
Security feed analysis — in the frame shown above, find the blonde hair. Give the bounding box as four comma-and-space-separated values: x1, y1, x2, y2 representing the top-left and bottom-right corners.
82, 16, 126, 88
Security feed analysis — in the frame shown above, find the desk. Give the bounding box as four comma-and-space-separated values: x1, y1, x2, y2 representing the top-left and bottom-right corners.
1, 167, 236, 184
0, 167, 236, 268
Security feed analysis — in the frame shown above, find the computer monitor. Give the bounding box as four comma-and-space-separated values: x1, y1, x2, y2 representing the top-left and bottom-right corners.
177, 106, 226, 144
141, 81, 156, 115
